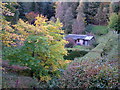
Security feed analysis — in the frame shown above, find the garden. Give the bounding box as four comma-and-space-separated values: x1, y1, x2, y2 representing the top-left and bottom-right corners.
1, 1, 120, 89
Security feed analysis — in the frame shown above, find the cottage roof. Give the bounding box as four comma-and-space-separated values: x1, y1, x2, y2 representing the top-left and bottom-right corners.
64, 34, 94, 40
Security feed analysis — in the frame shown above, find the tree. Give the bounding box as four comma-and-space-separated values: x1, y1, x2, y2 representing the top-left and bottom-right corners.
109, 2, 120, 14
83, 2, 100, 25
64, 7, 74, 34
1, 2, 19, 23
94, 8, 108, 25
94, 3, 109, 25
11, 9, 20, 24
30, 2, 39, 12
1, 2, 20, 46
72, 2, 85, 34
38, 2, 56, 19
50, 16, 56, 22
108, 13, 120, 34
2, 15, 68, 82
55, 2, 69, 23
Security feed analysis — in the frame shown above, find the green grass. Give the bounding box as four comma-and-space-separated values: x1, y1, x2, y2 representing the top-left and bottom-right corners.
86, 25, 108, 36
92, 25, 108, 35
73, 45, 93, 50
66, 46, 92, 52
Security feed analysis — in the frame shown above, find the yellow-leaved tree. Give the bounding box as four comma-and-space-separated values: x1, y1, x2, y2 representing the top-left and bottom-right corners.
2, 15, 68, 82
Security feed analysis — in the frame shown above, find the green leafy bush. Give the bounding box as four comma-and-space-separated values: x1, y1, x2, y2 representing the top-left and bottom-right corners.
108, 13, 120, 34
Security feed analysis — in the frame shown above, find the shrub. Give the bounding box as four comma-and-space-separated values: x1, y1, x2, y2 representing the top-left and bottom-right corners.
64, 50, 88, 60
58, 59, 119, 89
92, 41, 98, 47
108, 13, 120, 34
65, 38, 75, 48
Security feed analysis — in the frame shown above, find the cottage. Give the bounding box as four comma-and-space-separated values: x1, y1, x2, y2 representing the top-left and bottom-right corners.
64, 34, 95, 46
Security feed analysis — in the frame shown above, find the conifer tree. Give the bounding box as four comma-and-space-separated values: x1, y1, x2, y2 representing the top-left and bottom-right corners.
55, 2, 69, 23
83, 2, 100, 24
72, 2, 85, 34
64, 7, 74, 34
94, 4, 109, 25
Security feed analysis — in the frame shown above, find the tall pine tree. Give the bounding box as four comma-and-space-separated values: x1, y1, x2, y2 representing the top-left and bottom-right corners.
64, 7, 74, 34
72, 1, 85, 34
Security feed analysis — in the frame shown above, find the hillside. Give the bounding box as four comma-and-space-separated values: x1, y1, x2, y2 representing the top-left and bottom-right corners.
59, 31, 119, 88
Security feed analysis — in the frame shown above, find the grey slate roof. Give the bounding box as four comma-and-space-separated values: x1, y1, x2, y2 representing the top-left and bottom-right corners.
64, 34, 94, 40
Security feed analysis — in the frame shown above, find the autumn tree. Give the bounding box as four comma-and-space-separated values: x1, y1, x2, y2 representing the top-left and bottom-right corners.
1, 2, 20, 46
55, 2, 79, 34
2, 11, 68, 82
56, 2, 85, 34
1, 2, 67, 84
2, 2, 19, 23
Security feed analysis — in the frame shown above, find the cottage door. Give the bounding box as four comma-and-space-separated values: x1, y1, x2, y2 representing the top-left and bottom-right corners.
84, 41, 88, 46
